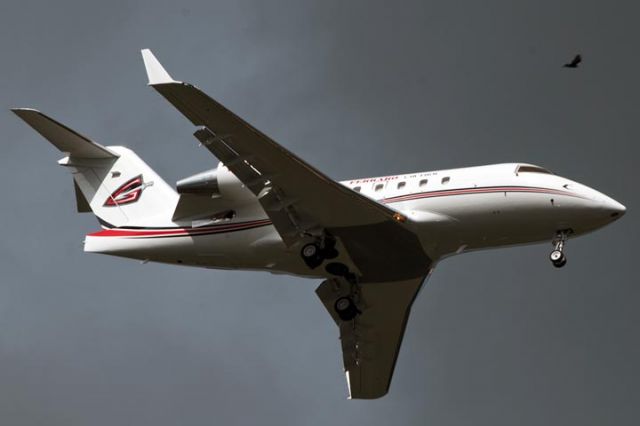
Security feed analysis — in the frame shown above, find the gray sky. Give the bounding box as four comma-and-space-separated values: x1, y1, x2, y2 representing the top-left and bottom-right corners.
1, 1, 638, 424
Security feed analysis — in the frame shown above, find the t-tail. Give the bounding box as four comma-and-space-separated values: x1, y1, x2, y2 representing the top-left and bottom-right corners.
12, 108, 179, 228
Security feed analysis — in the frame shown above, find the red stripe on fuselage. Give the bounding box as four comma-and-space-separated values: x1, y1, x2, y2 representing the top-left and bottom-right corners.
87, 219, 272, 238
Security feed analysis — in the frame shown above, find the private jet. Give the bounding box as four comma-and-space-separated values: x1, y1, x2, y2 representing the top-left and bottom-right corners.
12, 49, 626, 399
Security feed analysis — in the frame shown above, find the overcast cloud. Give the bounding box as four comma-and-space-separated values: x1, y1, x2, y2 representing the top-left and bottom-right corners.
1, 1, 638, 425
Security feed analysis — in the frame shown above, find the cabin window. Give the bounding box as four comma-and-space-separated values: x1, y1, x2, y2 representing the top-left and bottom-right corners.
397, 181, 406, 190
374, 183, 384, 192
353, 186, 361, 193
419, 179, 428, 187
441, 177, 450, 184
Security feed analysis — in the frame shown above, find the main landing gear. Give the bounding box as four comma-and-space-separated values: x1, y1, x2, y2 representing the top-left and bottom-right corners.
334, 296, 360, 321
300, 236, 339, 269
301, 235, 361, 321
549, 230, 570, 268
331, 270, 362, 321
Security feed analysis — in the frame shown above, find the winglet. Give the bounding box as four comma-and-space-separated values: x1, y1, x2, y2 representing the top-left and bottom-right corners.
141, 49, 177, 85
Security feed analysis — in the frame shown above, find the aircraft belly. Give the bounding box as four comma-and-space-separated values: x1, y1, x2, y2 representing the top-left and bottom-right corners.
403, 191, 602, 256
85, 224, 294, 269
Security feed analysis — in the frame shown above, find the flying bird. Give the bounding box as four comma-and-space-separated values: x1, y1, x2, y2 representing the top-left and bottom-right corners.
563, 54, 582, 68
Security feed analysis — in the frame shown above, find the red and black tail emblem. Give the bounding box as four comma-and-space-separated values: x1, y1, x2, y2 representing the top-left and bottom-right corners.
104, 175, 144, 207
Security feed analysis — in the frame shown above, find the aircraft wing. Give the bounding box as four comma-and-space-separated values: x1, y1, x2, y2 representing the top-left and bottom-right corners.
140, 49, 434, 398
316, 275, 428, 399
141, 50, 395, 237
140, 49, 431, 282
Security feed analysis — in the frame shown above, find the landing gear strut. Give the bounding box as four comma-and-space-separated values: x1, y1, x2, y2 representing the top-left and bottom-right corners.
303, 234, 362, 321
332, 271, 362, 321
550, 231, 570, 268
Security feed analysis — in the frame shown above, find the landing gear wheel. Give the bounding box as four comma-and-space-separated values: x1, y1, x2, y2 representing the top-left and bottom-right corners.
325, 262, 349, 277
302, 243, 318, 258
334, 296, 360, 321
301, 243, 323, 269
320, 237, 339, 260
553, 257, 567, 268
322, 247, 339, 260
550, 250, 567, 268
550, 250, 563, 262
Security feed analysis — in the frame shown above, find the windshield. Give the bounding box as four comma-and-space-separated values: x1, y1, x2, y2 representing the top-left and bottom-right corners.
516, 165, 553, 175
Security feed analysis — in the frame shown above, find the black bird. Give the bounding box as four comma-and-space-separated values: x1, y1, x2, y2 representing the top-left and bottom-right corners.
563, 54, 582, 68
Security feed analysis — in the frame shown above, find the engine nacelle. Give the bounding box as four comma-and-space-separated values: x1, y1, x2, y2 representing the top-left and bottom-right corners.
176, 163, 256, 202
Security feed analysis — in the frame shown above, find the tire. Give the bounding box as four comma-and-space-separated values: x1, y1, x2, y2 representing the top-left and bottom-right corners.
549, 250, 564, 262
334, 297, 359, 321
325, 262, 349, 277
301, 243, 319, 259
553, 257, 567, 268
322, 247, 339, 260
300, 243, 323, 269
335, 297, 351, 311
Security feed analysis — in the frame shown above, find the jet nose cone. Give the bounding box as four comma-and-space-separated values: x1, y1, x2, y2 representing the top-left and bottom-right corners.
605, 198, 626, 220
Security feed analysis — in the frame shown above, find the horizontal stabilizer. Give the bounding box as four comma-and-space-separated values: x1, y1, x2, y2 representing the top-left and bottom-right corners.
12, 108, 117, 159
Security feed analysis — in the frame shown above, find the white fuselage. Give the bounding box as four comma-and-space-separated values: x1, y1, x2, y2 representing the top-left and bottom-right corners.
84, 163, 625, 276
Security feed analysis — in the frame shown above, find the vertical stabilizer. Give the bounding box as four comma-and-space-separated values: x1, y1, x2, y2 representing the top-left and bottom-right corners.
13, 108, 179, 228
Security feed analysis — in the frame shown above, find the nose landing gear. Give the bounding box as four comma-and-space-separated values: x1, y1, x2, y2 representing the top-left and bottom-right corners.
550, 231, 570, 268
550, 249, 566, 268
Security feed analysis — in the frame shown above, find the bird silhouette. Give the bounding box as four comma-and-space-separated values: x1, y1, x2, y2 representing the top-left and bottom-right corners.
563, 54, 582, 68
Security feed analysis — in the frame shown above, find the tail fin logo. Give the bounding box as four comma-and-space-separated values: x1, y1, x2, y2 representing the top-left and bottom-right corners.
104, 175, 151, 207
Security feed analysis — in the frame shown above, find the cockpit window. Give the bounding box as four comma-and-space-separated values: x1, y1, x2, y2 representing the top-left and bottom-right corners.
516, 165, 553, 175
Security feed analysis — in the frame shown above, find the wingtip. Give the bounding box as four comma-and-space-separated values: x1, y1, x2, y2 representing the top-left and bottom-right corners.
11, 107, 40, 117
141, 49, 177, 85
